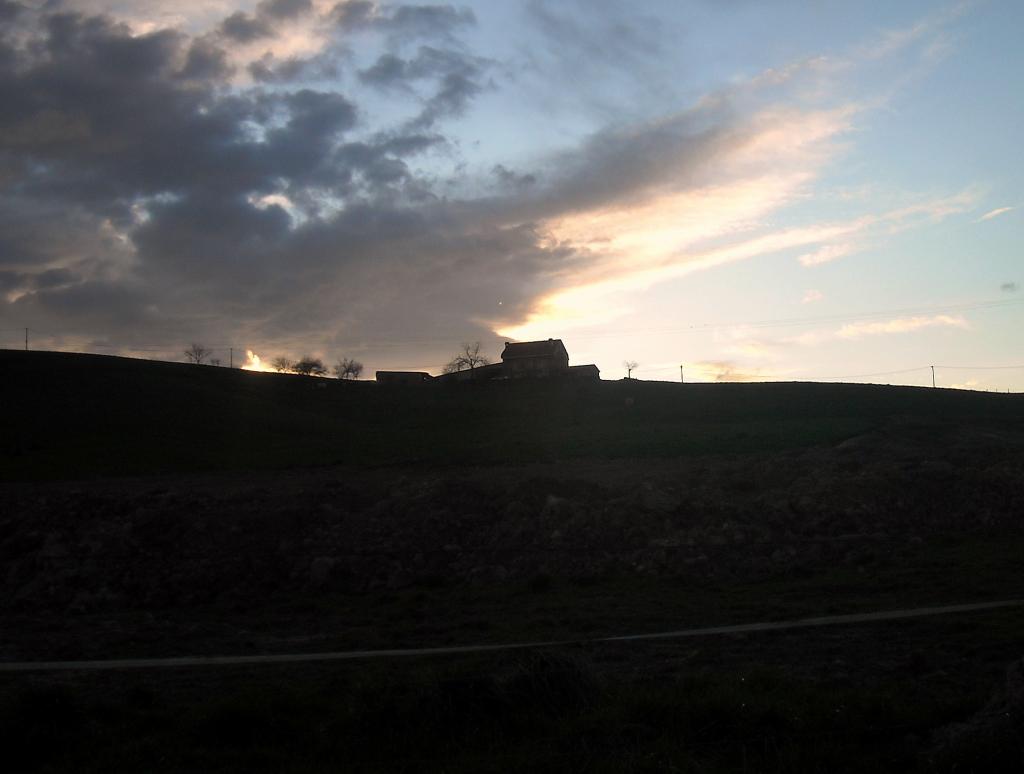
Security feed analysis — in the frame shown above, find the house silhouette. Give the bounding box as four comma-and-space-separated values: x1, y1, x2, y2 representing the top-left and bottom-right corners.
377, 338, 599, 382
501, 339, 569, 378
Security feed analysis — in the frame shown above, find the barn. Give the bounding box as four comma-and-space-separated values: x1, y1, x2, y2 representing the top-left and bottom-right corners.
375, 371, 434, 384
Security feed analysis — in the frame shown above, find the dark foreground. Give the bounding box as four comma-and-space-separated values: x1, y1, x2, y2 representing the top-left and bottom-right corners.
1, 351, 1023, 771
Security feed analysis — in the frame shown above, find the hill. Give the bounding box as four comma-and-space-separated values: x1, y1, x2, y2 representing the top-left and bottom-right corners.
3, 349, 1021, 481
3, 350, 1024, 771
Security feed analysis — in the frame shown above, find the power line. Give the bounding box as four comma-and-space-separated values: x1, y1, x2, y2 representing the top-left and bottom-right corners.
636, 364, 1024, 383
934, 363, 1024, 370
810, 366, 934, 380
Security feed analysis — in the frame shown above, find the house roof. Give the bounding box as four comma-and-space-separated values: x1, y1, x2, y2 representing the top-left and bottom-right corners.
501, 339, 568, 360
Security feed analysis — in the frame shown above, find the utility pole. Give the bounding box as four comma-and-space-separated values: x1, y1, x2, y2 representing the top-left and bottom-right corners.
24, 327, 28, 351
229, 347, 233, 368
931, 365, 936, 388
680, 364, 684, 383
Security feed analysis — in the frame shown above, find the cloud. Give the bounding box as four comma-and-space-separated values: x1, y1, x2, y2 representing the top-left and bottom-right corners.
179, 36, 234, 80
691, 360, 772, 383
801, 289, 823, 304
798, 243, 857, 267
330, 1, 476, 43
835, 314, 968, 339
217, 0, 316, 44
259, 0, 314, 20
358, 45, 493, 128
498, 181, 974, 342
0, 1, 23, 22
0, 2, 997, 376
852, 1, 971, 62
359, 45, 486, 88
0, 9, 493, 345
949, 379, 980, 391
522, 0, 675, 117
1001, 282, 1018, 293
248, 50, 341, 83
978, 206, 1014, 222
0, 6, 568, 368
491, 164, 537, 190
219, 11, 274, 43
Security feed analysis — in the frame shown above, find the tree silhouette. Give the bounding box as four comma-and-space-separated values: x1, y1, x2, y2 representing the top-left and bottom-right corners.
443, 342, 490, 373
293, 356, 327, 377
334, 357, 364, 380
184, 343, 211, 365
271, 356, 293, 373
624, 360, 638, 379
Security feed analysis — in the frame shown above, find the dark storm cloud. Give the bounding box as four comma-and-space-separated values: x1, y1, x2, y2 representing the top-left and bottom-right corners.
358, 52, 408, 86
0, 3, 737, 369
25, 267, 78, 290
0, 1, 24, 22
132, 193, 292, 281
249, 50, 342, 83
42, 12, 183, 75
331, 1, 476, 43
0, 195, 133, 271
386, 4, 476, 39
547, 118, 732, 212
330, 0, 375, 29
258, 0, 315, 20
11, 279, 160, 333
0, 12, 366, 214
217, 0, 315, 45
0, 266, 78, 295
491, 164, 536, 190
359, 46, 492, 129
485, 97, 741, 226
0, 14, 370, 305
359, 45, 485, 88
219, 11, 274, 43
410, 69, 481, 128
0, 5, 532, 358
179, 37, 234, 81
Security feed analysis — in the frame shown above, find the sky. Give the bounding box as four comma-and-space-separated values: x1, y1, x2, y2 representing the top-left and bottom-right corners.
0, 0, 1021, 388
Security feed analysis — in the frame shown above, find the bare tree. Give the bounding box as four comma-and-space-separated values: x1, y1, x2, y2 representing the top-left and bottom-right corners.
209, 358, 221, 367
271, 356, 293, 373
624, 360, 638, 379
293, 356, 327, 377
184, 343, 211, 365
444, 341, 491, 373
334, 357, 364, 380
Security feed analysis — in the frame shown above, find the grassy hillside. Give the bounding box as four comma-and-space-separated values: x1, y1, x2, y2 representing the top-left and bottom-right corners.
3, 349, 1024, 772
2, 349, 1022, 480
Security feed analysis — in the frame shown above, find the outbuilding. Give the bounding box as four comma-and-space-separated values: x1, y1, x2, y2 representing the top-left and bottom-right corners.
375, 371, 434, 384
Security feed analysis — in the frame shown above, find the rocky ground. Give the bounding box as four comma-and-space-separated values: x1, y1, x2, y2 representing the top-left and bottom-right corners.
1, 416, 1022, 659
2, 415, 1024, 772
